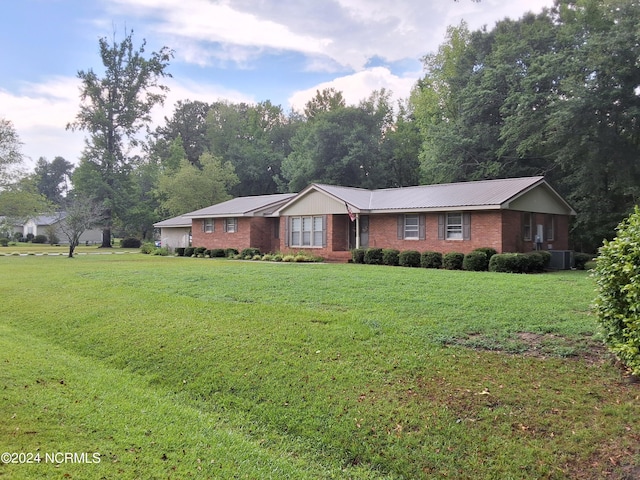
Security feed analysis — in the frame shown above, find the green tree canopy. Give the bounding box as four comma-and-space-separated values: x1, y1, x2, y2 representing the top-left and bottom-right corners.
68, 29, 173, 247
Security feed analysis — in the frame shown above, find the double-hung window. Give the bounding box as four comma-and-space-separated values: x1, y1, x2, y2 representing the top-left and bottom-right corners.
446, 213, 463, 240
224, 218, 237, 233
404, 215, 419, 239
289, 216, 324, 247
546, 215, 555, 241
204, 218, 214, 233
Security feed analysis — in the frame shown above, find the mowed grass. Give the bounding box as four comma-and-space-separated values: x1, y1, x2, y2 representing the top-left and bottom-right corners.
0, 255, 638, 479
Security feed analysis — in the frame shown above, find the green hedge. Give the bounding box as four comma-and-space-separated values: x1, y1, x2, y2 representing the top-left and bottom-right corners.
351, 248, 366, 264
364, 248, 384, 265
382, 249, 400, 266
443, 252, 464, 270
420, 251, 442, 269
399, 250, 421, 267
462, 251, 488, 271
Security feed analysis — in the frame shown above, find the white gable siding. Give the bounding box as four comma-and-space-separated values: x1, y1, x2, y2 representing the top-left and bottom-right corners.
507, 185, 574, 215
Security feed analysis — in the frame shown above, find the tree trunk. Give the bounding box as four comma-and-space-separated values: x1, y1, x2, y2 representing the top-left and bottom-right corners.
101, 227, 112, 248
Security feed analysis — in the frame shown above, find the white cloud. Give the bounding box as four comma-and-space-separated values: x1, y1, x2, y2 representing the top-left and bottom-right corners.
288, 66, 418, 113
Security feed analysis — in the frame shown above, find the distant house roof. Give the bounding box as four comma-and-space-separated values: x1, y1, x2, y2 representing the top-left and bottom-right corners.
185, 193, 296, 218
153, 215, 191, 228
30, 213, 66, 226
286, 176, 576, 215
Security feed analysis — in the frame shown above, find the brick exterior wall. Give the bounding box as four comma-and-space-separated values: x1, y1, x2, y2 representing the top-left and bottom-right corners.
273, 210, 573, 262
191, 217, 280, 253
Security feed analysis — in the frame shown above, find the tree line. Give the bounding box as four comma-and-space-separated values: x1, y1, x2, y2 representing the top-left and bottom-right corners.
1, 0, 638, 253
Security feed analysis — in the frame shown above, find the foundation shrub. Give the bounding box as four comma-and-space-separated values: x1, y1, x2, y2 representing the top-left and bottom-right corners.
462, 251, 488, 271
364, 248, 384, 265
184, 247, 196, 257
351, 248, 366, 264
420, 251, 442, 269
209, 248, 226, 258
382, 249, 400, 266
399, 250, 421, 267
443, 252, 464, 270
574, 252, 592, 270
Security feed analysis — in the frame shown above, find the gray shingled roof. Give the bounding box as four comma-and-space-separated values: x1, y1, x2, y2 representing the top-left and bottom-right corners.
153, 215, 191, 228
185, 193, 296, 218
313, 176, 554, 212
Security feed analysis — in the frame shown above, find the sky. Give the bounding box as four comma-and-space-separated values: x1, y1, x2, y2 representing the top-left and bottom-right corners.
0, 0, 555, 169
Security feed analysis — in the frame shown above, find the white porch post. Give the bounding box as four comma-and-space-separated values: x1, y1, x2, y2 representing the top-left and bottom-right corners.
355, 214, 360, 249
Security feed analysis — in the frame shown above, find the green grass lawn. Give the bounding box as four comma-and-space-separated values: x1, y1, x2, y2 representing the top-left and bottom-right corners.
0, 255, 638, 479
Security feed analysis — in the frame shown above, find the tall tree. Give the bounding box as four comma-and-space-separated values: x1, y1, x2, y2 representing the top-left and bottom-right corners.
32, 156, 73, 206
206, 100, 295, 196
67, 30, 173, 247
0, 118, 23, 189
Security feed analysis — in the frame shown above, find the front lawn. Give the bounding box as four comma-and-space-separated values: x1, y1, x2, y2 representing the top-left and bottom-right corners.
0, 255, 637, 479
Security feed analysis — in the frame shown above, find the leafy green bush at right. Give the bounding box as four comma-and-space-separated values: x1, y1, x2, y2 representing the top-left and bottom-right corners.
594, 206, 640, 376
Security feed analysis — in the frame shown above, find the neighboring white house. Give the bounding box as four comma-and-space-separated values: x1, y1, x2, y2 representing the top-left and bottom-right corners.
22, 213, 102, 245
153, 214, 191, 251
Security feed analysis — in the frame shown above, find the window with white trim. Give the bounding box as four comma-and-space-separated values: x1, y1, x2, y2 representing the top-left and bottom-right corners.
446, 213, 463, 240
204, 218, 214, 233
404, 215, 419, 239
290, 216, 324, 247
224, 218, 237, 233
546, 215, 555, 241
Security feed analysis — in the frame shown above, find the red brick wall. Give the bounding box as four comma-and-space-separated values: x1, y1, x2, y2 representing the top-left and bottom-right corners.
366, 211, 504, 255
191, 217, 279, 252
276, 210, 573, 262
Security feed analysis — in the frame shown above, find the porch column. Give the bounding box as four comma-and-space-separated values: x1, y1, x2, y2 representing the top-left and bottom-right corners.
355, 214, 360, 249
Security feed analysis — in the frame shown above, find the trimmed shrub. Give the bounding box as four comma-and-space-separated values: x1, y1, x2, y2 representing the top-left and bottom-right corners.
421, 251, 442, 269
594, 206, 640, 375
225, 248, 239, 258
351, 248, 366, 264
240, 247, 261, 259
462, 251, 488, 271
153, 247, 170, 256
489, 253, 524, 273
194, 246, 207, 257
210, 248, 226, 258
184, 247, 196, 257
121, 237, 142, 248
382, 249, 400, 266
574, 252, 592, 270
473, 247, 497, 263
524, 251, 546, 273
175, 247, 185, 257
443, 252, 464, 270
0, 238, 9, 247
33, 234, 48, 244
364, 248, 384, 265
399, 250, 421, 267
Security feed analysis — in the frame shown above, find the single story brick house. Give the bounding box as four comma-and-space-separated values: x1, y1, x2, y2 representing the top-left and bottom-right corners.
275, 176, 575, 262
155, 176, 576, 262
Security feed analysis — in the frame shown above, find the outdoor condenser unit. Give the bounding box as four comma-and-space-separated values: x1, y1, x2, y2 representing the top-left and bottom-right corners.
549, 250, 574, 270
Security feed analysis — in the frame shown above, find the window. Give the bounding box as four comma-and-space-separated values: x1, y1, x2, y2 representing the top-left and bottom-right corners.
446, 213, 463, 240
289, 216, 324, 247
523, 213, 532, 241
546, 215, 555, 241
438, 213, 470, 240
404, 215, 419, 239
204, 218, 214, 233
224, 218, 237, 233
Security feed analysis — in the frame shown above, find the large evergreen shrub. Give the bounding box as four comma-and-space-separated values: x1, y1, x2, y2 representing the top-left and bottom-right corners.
351, 248, 366, 264
594, 207, 640, 376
